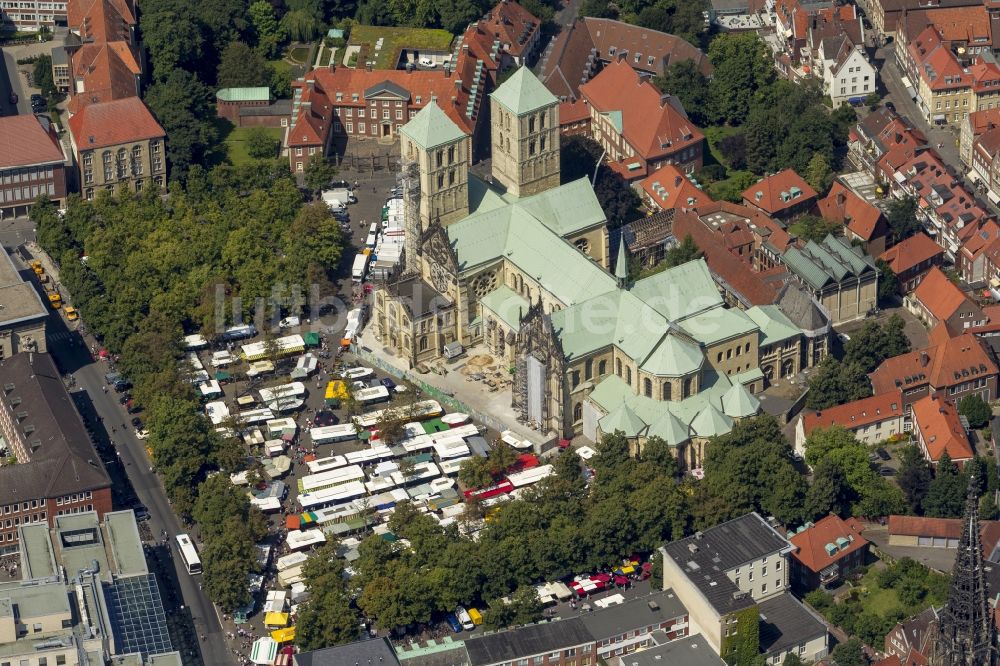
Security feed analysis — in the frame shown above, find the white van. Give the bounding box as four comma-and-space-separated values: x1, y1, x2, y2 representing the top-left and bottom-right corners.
456, 606, 475, 630
352, 253, 369, 283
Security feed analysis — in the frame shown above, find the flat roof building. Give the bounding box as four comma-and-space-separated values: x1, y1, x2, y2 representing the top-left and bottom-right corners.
0, 352, 111, 553
0, 246, 48, 359
0, 509, 179, 666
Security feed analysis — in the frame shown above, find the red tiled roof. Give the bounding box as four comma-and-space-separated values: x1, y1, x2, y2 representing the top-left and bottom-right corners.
913, 5, 991, 44
879, 232, 943, 274
802, 392, 904, 436
741, 169, 818, 215
870, 333, 998, 394
68, 97, 164, 151
790, 514, 868, 573
640, 164, 712, 210
0, 115, 65, 169
579, 60, 703, 162
68, 0, 135, 43
970, 57, 1000, 94
559, 98, 590, 125
912, 266, 974, 322
889, 515, 1000, 543
539, 17, 711, 100
694, 200, 794, 251
482, 0, 540, 59
67, 41, 140, 114
967, 108, 1000, 137
817, 181, 885, 241
673, 209, 783, 305
911, 394, 974, 462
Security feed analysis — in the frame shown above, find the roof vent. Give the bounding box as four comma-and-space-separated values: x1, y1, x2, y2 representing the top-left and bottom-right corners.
23, 424, 35, 435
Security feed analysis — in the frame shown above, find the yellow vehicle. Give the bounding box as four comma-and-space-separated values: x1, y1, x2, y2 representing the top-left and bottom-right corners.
28, 259, 43, 276
47, 292, 61, 309
64, 306, 78, 321
468, 608, 483, 626
324, 380, 349, 407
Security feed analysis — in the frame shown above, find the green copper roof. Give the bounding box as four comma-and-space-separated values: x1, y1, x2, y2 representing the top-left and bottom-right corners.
722, 382, 760, 418
217, 87, 270, 102
783, 234, 875, 291
639, 332, 704, 377
745, 305, 801, 347
629, 259, 724, 322
513, 177, 607, 235
602, 110, 623, 134
691, 403, 734, 438
490, 66, 558, 115
678, 306, 757, 347
646, 411, 690, 445
479, 285, 529, 331
399, 102, 467, 150
599, 401, 646, 437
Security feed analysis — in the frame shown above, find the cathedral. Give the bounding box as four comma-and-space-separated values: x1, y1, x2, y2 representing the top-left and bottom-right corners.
372, 67, 827, 464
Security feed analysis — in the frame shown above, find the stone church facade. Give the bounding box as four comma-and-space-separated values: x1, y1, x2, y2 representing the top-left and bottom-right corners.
371, 67, 828, 462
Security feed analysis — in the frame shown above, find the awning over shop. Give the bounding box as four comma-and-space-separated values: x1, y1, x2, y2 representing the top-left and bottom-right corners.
251, 637, 277, 664
270, 627, 296, 643
264, 612, 289, 627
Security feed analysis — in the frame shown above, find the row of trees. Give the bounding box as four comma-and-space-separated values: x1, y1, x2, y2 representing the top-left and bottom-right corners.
296, 414, 902, 642
32, 164, 347, 609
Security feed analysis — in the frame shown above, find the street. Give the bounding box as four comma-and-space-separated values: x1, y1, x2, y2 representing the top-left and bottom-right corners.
5, 246, 227, 666
874, 45, 1000, 218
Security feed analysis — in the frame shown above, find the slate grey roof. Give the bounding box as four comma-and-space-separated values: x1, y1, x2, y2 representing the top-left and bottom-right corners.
294, 638, 401, 666
465, 618, 592, 666
579, 589, 688, 641
661, 513, 792, 615
776, 282, 830, 334
364, 80, 411, 101
758, 593, 827, 657
0, 353, 110, 504
622, 635, 725, 666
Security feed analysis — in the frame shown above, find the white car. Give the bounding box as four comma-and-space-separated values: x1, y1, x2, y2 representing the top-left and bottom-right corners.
279, 316, 300, 329
418, 57, 436, 68
136, 429, 150, 440
455, 606, 475, 630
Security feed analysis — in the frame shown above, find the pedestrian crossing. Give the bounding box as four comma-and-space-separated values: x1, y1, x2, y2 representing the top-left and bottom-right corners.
47, 330, 82, 343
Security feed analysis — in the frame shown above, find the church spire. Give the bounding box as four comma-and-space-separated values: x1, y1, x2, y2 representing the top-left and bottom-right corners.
932, 475, 999, 666
614, 232, 629, 288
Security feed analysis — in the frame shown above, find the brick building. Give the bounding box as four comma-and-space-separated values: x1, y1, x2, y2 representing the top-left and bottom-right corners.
216, 87, 292, 128
578, 59, 703, 180
0, 353, 111, 554
741, 170, 818, 222
878, 232, 945, 294
789, 514, 870, 591
0, 115, 68, 218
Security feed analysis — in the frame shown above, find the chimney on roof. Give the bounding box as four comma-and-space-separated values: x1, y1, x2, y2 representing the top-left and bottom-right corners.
675, 176, 682, 187
921, 351, 929, 367
452, 95, 458, 106
306, 79, 314, 92
836, 191, 846, 206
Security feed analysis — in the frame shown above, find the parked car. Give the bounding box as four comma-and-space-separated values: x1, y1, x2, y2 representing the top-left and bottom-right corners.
418, 57, 436, 67
134, 505, 150, 521
279, 316, 300, 329
445, 614, 462, 633
380, 377, 397, 390
136, 428, 150, 440
876, 447, 891, 461
879, 467, 895, 476
455, 607, 475, 631
131, 417, 144, 429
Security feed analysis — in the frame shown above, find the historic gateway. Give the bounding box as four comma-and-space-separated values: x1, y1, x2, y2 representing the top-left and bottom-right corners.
372, 67, 829, 463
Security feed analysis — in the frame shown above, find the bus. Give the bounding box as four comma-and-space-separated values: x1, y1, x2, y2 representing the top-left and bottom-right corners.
310, 423, 358, 445
175, 534, 202, 574
355, 400, 443, 428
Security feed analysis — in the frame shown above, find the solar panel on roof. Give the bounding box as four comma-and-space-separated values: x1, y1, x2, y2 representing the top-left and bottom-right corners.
104, 574, 174, 659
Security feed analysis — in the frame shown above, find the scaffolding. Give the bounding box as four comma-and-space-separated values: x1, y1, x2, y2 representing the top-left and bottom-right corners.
398, 157, 421, 279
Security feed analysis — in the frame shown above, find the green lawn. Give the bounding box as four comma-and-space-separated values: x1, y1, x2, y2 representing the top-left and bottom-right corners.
288, 46, 311, 64
223, 126, 284, 166
348, 24, 454, 69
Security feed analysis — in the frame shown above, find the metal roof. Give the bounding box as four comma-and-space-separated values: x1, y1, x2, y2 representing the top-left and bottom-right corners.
489, 65, 557, 115
399, 101, 468, 150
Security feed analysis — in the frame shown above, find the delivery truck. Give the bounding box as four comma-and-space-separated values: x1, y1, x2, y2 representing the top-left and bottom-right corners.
352, 253, 369, 283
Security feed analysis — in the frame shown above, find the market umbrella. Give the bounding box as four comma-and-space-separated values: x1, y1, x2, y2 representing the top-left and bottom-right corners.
251, 637, 278, 665
270, 455, 292, 475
